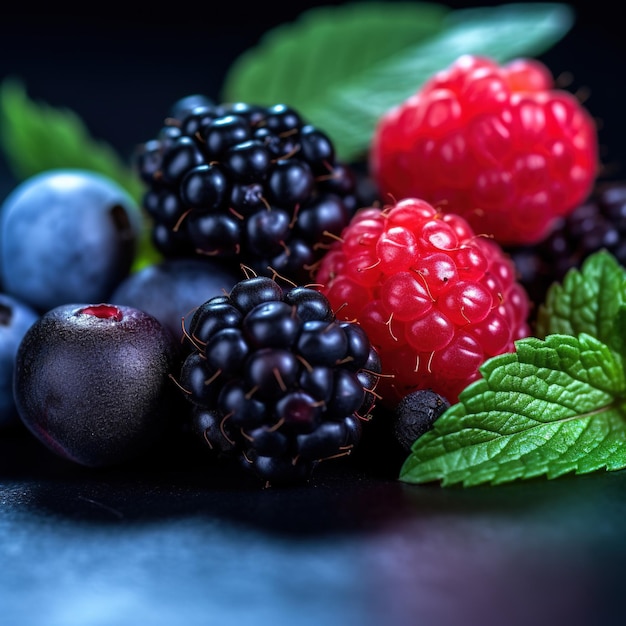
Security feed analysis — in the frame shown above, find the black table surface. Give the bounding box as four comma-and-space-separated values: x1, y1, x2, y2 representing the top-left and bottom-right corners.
2, 2, 626, 624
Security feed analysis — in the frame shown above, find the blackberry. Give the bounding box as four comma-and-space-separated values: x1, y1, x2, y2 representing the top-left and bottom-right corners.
134, 97, 365, 284
506, 182, 626, 316
177, 275, 381, 486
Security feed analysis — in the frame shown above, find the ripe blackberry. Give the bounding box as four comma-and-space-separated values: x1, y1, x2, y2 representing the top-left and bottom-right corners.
135, 98, 364, 284
176, 275, 381, 486
370, 55, 598, 245
506, 182, 626, 312
315, 197, 531, 406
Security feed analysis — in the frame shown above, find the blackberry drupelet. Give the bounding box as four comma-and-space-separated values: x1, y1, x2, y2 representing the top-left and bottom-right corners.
177, 275, 381, 486
506, 182, 626, 316
135, 98, 364, 284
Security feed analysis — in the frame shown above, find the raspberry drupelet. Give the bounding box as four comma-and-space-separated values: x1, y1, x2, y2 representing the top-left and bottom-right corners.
315, 197, 531, 407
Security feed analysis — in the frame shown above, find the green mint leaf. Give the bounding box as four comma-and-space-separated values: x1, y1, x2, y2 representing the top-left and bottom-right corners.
222, 2, 574, 161
535, 250, 626, 351
0, 78, 160, 272
607, 305, 626, 362
399, 333, 626, 487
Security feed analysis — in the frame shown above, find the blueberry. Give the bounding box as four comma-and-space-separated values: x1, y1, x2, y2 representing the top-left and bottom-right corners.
13, 303, 178, 466
0, 169, 142, 313
109, 257, 240, 344
0, 293, 39, 428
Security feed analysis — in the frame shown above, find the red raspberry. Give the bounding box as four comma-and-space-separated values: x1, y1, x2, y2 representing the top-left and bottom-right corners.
370, 55, 599, 245
315, 198, 531, 407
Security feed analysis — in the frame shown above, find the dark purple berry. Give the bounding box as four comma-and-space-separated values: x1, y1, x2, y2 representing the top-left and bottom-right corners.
160, 136, 205, 185
245, 348, 300, 399
218, 380, 267, 430
204, 327, 249, 377
341, 322, 372, 370
176, 276, 381, 485
296, 319, 348, 366
136, 98, 362, 286
297, 421, 347, 460
326, 369, 366, 418
247, 426, 289, 457
229, 276, 284, 313
299, 366, 334, 404
110, 257, 239, 347
275, 391, 322, 433
180, 105, 218, 137
230, 182, 267, 214
295, 194, 349, 243
202, 115, 251, 159
191, 408, 237, 454
263, 104, 302, 134
186, 213, 241, 256
13, 304, 178, 466
299, 125, 334, 172
180, 164, 230, 210
189, 300, 243, 345
242, 300, 300, 349
267, 159, 315, 208
136, 139, 164, 184
284, 287, 334, 322
268, 239, 315, 282
249, 453, 312, 486
179, 351, 220, 406
169, 94, 215, 121
245, 209, 291, 257
224, 140, 272, 182
143, 188, 184, 228
221, 102, 266, 126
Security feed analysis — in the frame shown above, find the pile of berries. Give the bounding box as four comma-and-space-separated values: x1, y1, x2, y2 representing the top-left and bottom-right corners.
370, 54, 598, 246
178, 275, 381, 485
315, 197, 531, 406
1, 48, 604, 488
135, 96, 363, 284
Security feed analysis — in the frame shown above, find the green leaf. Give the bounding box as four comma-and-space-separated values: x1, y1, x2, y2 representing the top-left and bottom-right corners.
0, 78, 160, 271
535, 250, 626, 350
399, 333, 626, 487
223, 2, 574, 161
222, 2, 449, 115
0, 78, 143, 200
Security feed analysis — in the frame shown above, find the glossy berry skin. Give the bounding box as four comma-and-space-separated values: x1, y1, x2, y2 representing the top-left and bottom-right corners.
178, 276, 381, 486
135, 98, 364, 284
315, 198, 531, 406
0, 293, 39, 428
110, 257, 240, 346
370, 55, 599, 245
13, 303, 178, 467
0, 169, 141, 313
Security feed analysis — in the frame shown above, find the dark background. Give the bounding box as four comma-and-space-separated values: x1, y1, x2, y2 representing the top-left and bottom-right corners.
0, 0, 624, 186
2, 3, 626, 626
